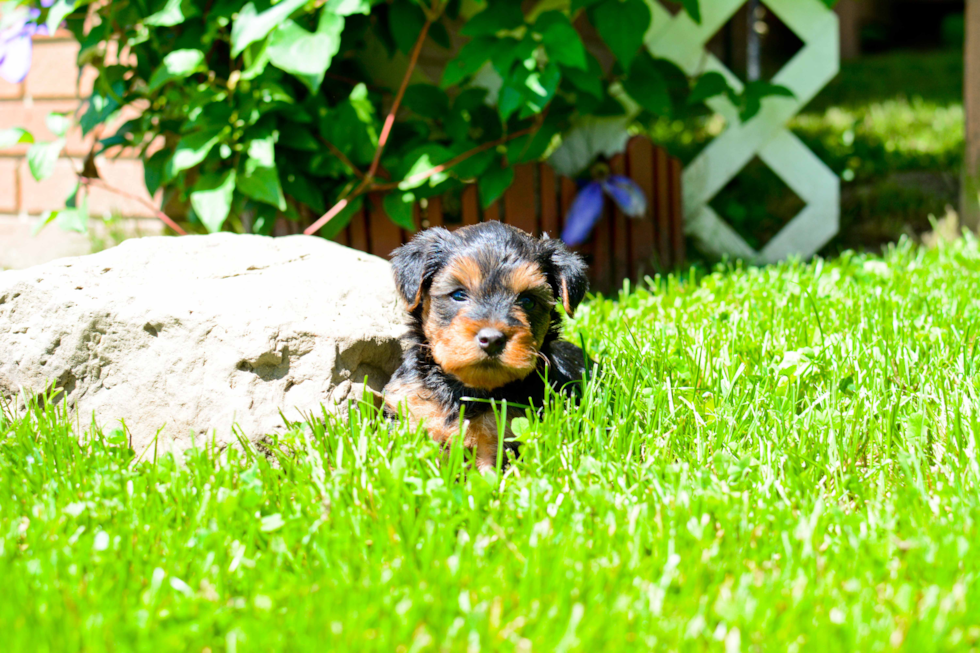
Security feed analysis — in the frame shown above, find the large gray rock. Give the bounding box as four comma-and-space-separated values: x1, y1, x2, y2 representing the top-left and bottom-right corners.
0, 234, 404, 454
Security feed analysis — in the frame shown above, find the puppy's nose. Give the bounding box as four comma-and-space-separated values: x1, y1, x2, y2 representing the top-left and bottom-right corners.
476, 328, 507, 356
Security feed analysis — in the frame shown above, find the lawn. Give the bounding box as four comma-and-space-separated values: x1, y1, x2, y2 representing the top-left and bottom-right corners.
4, 237, 980, 651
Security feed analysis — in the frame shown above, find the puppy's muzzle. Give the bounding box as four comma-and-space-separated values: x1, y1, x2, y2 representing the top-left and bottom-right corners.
476, 328, 508, 357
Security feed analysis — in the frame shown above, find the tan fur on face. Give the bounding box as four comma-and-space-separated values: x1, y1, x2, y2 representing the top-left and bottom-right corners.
510, 261, 548, 294
422, 257, 553, 391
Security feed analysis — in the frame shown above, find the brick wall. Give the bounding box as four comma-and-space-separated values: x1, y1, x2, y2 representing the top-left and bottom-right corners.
0, 31, 162, 270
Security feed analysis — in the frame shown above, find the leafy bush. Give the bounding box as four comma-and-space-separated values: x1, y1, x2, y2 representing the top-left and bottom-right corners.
0, 0, 797, 240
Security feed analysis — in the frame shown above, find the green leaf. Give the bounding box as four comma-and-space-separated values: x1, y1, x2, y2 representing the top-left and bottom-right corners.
389, 0, 427, 55
499, 63, 560, 121
282, 170, 325, 213
398, 144, 452, 190
58, 189, 89, 234
238, 135, 286, 209
0, 127, 34, 148
478, 158, 513, 208
27, 140, 66, 181
536, 12, 586, 70
147, 49, 205, 91
79, 81, 123, 136
326, 0, 369, 16
32, 211, 58, 236
561, 52, 604, 98
144, 150, 169, 196
679, 0, 701, 24
45, 0, 76, 34
383, 192, 417, 231
507, 113, 561, 164
571, 0, 604, 9
169, 128, 223, 175
592, 0, 651, 70
190, 170, 237, 233
622, 52, 671, 116
45, 112, 70, 138
231, 0, 308, 57
739, 80, 795, 122
461, 0, 525, 36
145, 0, 199, 26
267, 11, 344, 93
251, 204, 278, 236
402, 85, 450, 119
450, 147, 494, 179
279, 123, 320, 151
441, 36, 497, 87
688, 71, 731, 105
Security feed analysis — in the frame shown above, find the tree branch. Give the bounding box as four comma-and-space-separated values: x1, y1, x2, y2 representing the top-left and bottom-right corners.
371, 126, 537, 192
304, 16, 433, 236
78, 175, 188, 236
317, 136, 366, 180
366, 17, 432, 182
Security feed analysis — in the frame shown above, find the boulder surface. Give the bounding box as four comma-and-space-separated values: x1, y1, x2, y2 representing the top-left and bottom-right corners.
0, 234, 405, 454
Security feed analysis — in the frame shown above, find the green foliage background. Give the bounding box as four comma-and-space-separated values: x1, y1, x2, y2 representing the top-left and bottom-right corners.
13, 0, 794, 239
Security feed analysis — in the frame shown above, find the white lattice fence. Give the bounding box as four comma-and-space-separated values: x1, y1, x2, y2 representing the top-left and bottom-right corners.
645, 0, 840, 264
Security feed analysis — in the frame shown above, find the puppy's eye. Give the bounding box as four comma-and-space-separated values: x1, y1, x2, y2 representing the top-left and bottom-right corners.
450, 289, 468, 302
517, 295, 535, 310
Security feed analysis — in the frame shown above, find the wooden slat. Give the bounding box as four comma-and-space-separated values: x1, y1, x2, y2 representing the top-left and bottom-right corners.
367, 193, 403, 259
655, 147, 673, 269
461, 185, 480, 227
539, 164, 559, 239
334, 225, 350, 247
559, 177, 577, 235
484, 201, 500, 224
504, 164, 537, 234
628, 137, 656, 281
610, 153, 629, 293
401, 203, 420, 245
670, 158, 685, 269
349, 205, 369, 253
427, 196, 444, 228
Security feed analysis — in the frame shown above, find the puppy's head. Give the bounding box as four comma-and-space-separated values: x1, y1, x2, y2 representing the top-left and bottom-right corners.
390, 222, 588, 391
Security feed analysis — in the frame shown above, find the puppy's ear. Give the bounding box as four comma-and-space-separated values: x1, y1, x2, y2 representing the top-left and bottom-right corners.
390, 228, 452, 311
545, 239, 589, 316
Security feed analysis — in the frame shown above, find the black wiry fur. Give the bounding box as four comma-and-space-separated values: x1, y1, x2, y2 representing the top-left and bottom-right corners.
384, 222, 589, 429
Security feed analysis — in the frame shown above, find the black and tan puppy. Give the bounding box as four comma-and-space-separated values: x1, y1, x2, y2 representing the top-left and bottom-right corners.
383, 221, 589, 470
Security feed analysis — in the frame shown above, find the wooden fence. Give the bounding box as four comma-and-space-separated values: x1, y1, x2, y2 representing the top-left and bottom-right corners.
332, 136, 684, 295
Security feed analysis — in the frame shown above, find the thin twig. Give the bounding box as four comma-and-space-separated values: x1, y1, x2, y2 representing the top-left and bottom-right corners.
317, 136, 366, 180
79, 176, 188, 235
304, 16, 433, 236
371, 126, 537, 192
366, 16, 432, 181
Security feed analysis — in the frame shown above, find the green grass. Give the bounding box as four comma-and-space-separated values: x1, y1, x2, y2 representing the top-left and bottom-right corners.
6, 238, 980, 651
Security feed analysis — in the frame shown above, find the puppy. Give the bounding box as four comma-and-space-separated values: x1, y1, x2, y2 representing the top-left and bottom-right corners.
382, 221, 589, 471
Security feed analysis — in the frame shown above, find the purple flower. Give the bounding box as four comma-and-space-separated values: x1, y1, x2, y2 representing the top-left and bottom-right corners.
561, 174, 648, 246
0, 7, 48, 84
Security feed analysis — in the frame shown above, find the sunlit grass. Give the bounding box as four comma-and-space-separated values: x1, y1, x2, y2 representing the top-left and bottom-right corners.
4, 236, 980, 651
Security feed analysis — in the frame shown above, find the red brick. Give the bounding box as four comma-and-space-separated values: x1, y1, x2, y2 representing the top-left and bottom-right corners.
0, 158, 18, 213
25, 40, 92, 99
0, 80, 21, 100
88, 158, 157, 218
18, 157, 76, 214
0, 99, 87, 155
19, 157, 158, 219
